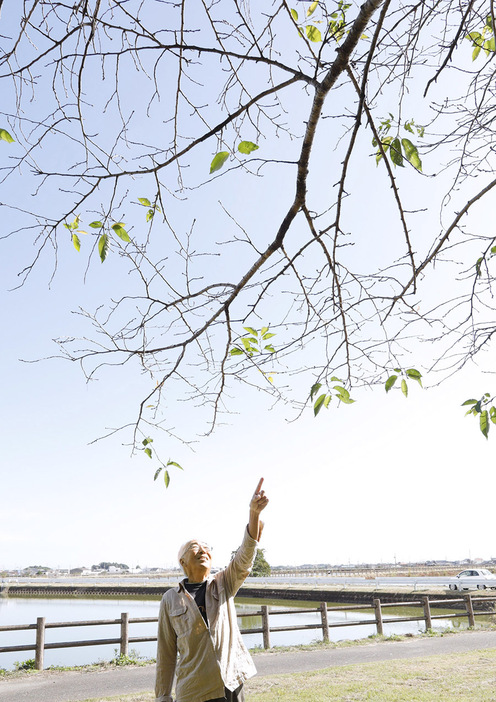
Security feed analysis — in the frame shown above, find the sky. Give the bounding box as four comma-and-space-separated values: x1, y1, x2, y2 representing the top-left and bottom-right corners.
1, 1, 496, 573
2, 270, 494, 571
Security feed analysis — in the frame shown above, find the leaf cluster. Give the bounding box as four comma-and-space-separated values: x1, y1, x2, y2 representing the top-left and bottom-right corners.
462, 395, 496, 439
385, 368, 423, 398
64, 216, 130, 262
142, 437, 182, 488
291, 0, 353, 44
466, 15, 495, 61
310, 378, 355, 416
230, 327, 276, 358
373, 117, 423, 170
138, 197, 161, 222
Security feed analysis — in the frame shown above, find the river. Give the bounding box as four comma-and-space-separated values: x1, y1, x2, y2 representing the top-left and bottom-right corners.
0, 595, 480, 671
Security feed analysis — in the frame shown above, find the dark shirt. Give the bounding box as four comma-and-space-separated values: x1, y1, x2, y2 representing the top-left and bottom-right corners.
184, 580, 208, 625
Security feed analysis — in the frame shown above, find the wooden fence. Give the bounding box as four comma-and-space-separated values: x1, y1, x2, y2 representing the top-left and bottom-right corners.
1, 595, 494, 671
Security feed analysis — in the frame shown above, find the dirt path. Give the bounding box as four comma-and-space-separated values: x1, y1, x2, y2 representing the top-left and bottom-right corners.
2, 629, 496, 702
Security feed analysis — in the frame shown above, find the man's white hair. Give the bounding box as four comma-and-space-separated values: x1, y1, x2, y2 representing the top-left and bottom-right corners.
177, 540, 202, 566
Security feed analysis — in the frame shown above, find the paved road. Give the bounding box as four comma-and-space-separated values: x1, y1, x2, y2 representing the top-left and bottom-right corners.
2, 629, 496, 702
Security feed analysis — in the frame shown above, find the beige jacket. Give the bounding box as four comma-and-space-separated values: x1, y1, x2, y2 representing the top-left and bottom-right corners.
155, 528, 258, 702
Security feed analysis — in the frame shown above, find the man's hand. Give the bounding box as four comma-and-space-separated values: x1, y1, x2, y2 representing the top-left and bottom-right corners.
248, 477, 268, 540
250, 477, 269, 514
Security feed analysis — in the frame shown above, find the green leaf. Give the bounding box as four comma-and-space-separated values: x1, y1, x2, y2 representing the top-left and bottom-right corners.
324, 395, 332, 408
490, 406, 496, 424
406, 368, 423, 387
390, 137, 404, 167
138, 197, 152, 207
89, 221, 102, 229
146, 209, 155, 222
230, 347, 244, 356
307, 1, 318, 17
153, 467, 162, 481
385, 375, 398, 392
480, 410, 489, 438
144, 447, 152, 458
98, 234, 108, 263
164, 470, 170, 488
306, 25, 322, 42
401, 379, 408, 397
0, 129, 14, 143
241, 337, 254, 351
330, 376, 342, 383
166, 460, 183, 470
473, 43, 482, 61
238, 141, 259, 155
72, 233, 81, 252
334, 386, 355, 404
264, 344, 275, 352
243, 326, 258, 335
376, 136, 393, 165
485, 36, 495, 55
209, 151, 229, 174
112, 222, 130, 242
142, 437, 153, 446
290, 8, 298, 21
314, 393, 327, 416
401, 138, 422, 171
310, 382, 322, 400
462, 399, 478, 406
262, 332, 276, 340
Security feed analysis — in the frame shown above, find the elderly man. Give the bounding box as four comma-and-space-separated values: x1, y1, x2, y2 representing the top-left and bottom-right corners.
155, 478, 269, 702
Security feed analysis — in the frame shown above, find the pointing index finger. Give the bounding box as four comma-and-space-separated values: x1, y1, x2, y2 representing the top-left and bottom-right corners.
254, 477, 264, 494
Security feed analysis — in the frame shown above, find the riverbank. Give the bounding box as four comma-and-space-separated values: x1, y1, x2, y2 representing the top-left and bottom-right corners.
3, 628, 496, 702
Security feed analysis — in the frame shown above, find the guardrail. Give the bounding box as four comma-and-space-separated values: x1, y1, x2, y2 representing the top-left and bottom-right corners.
1, 594, 494, 671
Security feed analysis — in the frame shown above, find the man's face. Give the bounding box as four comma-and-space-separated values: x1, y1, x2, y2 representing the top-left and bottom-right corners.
180, 541, 212, 581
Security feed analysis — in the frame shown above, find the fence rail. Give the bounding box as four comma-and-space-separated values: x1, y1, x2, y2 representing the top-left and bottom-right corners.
1, 595, 494, 671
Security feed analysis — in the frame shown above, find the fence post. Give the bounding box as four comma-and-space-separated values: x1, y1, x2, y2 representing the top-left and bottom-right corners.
320, 602, 329, 642
464, 595, 475, 628
422, 596, 432, 631
261, 605, 270, 649
35, 617, 46, 670
373, 598, 383, 636
120, 612, 129, 657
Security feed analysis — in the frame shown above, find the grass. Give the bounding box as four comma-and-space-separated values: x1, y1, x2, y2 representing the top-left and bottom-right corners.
76, 647, 496, 701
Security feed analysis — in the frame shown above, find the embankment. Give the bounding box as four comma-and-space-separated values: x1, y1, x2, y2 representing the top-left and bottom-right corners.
2, 582, 495, 611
